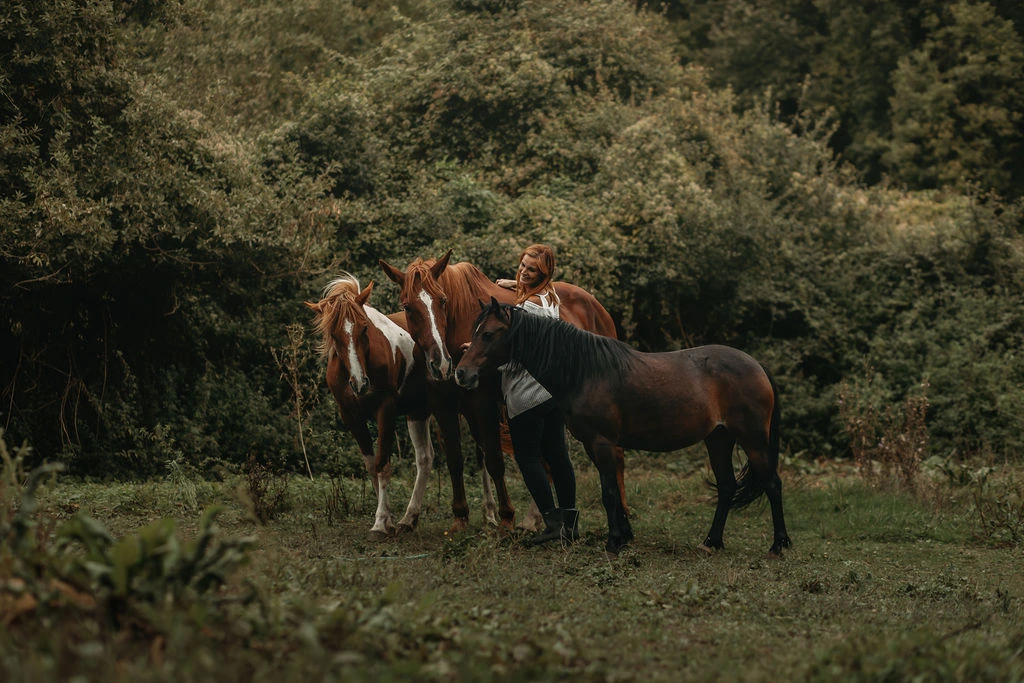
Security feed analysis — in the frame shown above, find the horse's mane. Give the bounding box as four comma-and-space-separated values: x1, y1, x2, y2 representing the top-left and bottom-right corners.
501, 306, 640, 393
402, 258, 495, 336
311, 273, 365, 359
440, 261, 499, 326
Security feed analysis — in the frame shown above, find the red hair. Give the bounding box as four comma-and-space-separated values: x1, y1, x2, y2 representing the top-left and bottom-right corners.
514, 244, 559, 305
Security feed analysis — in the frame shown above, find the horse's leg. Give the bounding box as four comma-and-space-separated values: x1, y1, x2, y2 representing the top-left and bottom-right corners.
753, 370, 790, 556
470, 389, 516, 531
342, 413, 389, 536
701, 427, 737, 553
370, 405, 399, 536
740, 447, 791, 557
763, 468, 791, 557
477, 444, 499, 527
397, 417, 434, 532
518, 499, 544, 532
434, 406, 469, 532
613, 446, 630, 517
590, 436, 633, 555
464, 414, 499, 527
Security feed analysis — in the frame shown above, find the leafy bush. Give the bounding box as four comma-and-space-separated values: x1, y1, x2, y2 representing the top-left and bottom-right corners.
1, 437, 254, 634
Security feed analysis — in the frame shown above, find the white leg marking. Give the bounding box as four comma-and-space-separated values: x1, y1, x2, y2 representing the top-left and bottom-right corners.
480, 466, 498, 526
371, 472, 393, 534
398, 418, 434, 530
366, 454, 393, 534
518, 500, 544, 532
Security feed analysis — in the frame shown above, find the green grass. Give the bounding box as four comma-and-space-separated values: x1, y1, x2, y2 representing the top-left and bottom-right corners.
3, 451, 1023, 682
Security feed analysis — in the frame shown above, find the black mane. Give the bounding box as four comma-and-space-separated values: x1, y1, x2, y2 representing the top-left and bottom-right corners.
498, 305, 640, 395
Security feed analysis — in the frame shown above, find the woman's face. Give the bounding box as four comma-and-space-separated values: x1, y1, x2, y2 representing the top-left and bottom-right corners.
517, 253, 545, 288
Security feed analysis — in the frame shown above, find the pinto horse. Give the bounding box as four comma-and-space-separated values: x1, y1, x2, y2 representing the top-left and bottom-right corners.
306, 275, 502, 535
378, 251, 629, 531
455, 299, 792, 557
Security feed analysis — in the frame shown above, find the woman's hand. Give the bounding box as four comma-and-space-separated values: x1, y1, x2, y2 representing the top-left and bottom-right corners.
496, 278, 516, 290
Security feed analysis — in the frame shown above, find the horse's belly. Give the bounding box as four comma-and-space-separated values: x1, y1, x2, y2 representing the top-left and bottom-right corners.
616, 403, 711, 452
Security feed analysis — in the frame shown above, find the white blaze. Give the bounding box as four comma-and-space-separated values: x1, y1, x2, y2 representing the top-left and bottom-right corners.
344, 319, 367, 388
418, 289, 451, 375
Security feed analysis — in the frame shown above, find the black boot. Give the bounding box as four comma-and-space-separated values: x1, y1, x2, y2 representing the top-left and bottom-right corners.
526, 508, 563, 546
561, 508, 580, 542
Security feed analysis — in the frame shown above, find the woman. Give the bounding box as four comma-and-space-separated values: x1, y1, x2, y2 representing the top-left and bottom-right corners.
496, 244, 578, 546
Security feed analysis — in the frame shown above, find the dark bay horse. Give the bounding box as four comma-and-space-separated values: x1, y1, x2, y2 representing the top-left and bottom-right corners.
455, 299, 792, 557
306, 275, 501, 534
378, 250, 629, 532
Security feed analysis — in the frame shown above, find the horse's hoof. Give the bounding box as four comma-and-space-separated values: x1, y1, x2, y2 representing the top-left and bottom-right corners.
368, 529, 390, 542
697, 543, 716, 556
396, 522, 415, 535
495, 524, 516, 539
448, 519, 469, 534
604, 549, 620, 561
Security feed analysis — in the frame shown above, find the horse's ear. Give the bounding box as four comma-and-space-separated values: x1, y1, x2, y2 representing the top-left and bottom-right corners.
356, 280, 374, 306
379, 259, 405, 285
430, 249, 453, 278
489, 296, 500, 310
304, 301, 323, 314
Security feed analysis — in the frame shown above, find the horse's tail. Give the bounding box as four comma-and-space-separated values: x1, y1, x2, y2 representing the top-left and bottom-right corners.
730, 366, 781, 510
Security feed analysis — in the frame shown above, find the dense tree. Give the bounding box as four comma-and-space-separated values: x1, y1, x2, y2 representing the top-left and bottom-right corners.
1, 0, 334, 473
2, 0, 1022, 472
885, 2, 1024, 194
657, 0, 1024, 197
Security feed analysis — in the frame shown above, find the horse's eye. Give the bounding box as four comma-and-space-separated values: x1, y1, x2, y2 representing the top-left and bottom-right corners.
481, 332, 493, 342
440, 296, 448, 306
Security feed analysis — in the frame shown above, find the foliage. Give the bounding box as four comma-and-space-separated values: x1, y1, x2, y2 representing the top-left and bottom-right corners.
1, 437, 255, 642
1, 0, 336, 474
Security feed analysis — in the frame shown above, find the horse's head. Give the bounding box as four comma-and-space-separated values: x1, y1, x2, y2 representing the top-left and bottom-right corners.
306, 276, 376, 396
455, 297, 513, 391
379, 250, 453, 382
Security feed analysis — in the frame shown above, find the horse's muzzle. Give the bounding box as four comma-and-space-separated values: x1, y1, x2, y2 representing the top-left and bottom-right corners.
454, 367, 478, 390
349, 377, 370, 395
426, 354, 453, 382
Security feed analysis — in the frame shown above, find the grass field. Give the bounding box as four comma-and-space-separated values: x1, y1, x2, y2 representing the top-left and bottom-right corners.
2, 446, 1023, 682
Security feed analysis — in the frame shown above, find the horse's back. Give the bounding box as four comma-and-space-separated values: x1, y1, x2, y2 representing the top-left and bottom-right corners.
674, 344, 765, 380
552, 282, 617, 339
673, 345, 774, 414
387, 310, 409, 332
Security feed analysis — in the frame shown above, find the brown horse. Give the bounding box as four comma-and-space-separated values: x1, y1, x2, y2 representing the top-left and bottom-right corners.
378, 251, 629, 531
306, 274, 502, 534
456, 299, 791, 557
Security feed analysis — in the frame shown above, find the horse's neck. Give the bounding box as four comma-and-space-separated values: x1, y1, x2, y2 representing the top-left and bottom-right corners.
510, 311, 622, 399
509, 313, 563, 390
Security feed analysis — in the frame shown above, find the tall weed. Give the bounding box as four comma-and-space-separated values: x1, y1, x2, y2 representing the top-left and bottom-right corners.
838, 378, 929, 492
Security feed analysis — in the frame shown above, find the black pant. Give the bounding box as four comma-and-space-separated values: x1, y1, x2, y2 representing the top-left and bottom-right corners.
508, 399, 575, 513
